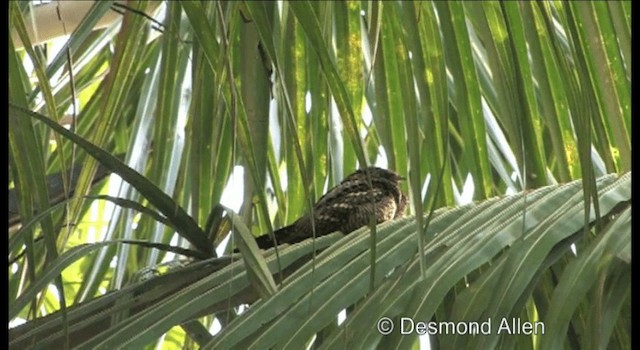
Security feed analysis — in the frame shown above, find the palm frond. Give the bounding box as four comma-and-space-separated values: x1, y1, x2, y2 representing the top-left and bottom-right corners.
9, 1, 630, 349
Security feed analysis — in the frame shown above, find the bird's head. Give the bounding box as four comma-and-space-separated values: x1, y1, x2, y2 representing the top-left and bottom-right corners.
347, 166, 405, 184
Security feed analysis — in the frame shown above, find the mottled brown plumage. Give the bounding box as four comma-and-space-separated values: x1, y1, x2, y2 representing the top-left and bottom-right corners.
253, 167, 407, 249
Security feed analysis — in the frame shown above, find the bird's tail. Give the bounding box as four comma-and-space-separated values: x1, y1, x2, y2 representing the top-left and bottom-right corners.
252, 224, 296, 250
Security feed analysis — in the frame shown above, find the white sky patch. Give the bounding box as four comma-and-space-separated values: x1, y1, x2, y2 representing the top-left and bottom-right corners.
591, 145, 607, 177
481, 98, 521, 185
161, 234, 180, 263
359, 102, 373, 140
47, 35, 69, 76
154, 334, 167, 350
305, 335, 318, 350
209, 317, 222, 335
277, 0, 284, 18
177, 58, 192, 134
453, 173, 475, 205
94, 173, 124, 242
485, 136, 518, 194
220, 165, 245, 214
419, 334, 432, 349
421, 173, 432, 205
374, 146, 388, 169
329, 98, 344, 166
545, 168, 559, 186
23, 55, 34, 79
337, 309, 347, 325
9, 318, 26, 329
505, 183, 518, 196
109, 255, 118, 268
280, 167, 289, 192
510, 171, 520, 189
269, 98, 281, 160
362, 100, 373, 126
215, 234, 232, 257
305, 90, 312, 114
217, 165, 243, 258
47, 284, 60, 304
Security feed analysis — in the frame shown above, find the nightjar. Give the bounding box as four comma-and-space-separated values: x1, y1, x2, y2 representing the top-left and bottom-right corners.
252, 167, 407, 249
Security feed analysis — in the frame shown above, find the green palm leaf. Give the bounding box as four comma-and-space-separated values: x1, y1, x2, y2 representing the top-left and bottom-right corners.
9, 1, 630, 349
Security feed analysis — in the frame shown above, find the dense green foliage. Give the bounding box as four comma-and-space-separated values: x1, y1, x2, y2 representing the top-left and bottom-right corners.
9, 2, 630, 349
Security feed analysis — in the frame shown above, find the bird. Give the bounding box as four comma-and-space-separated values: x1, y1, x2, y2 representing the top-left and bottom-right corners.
251, 167, 407, 249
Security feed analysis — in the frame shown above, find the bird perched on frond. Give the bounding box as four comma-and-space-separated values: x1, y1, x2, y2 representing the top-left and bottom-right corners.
252, 167, 407, 249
